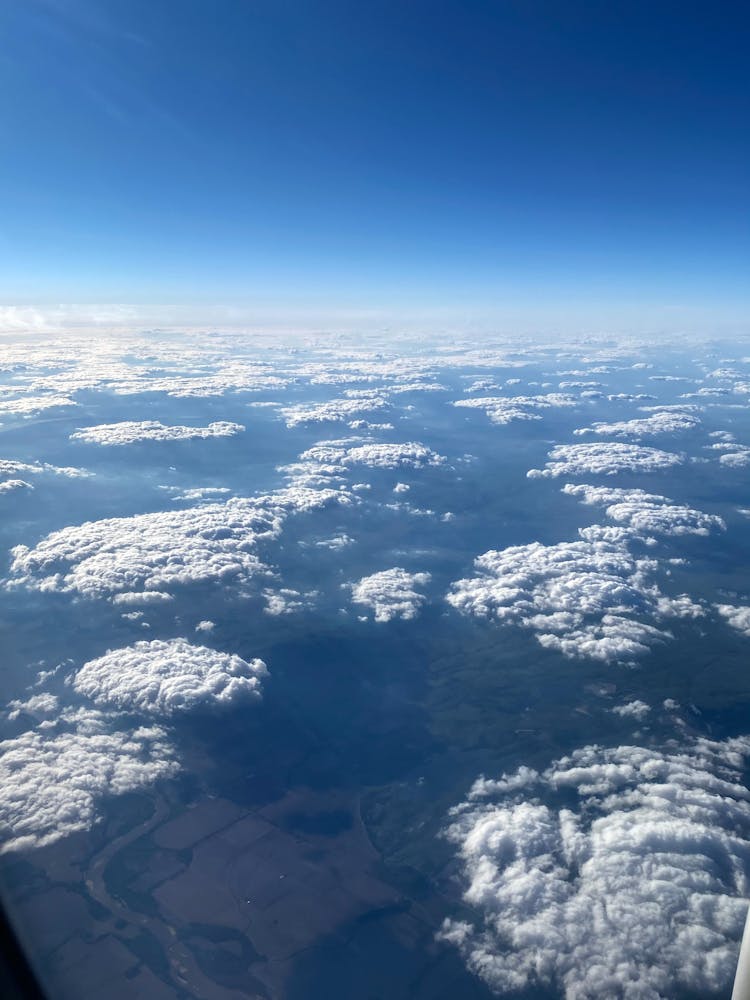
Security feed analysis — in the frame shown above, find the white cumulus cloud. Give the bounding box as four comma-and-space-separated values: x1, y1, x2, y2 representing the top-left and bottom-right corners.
562, 483, 725, 537
72, 639, 267, 716
0, 709, 178, 853
279, 395, 390, 428
351, 568, 432, 622
611, 698, 651, 720
453, 393, 577, 425
0, 394, 78, 417
0, 459, 90, 480
70, 420, 245, 445
8, 487, 350, 601
573, 409, 700, 439
0, 479, 33, 495
716, 604, 750, 638
299, 439, 446, 469
528, 442, 683, 478
446, 533, 699, 663
440, 735, 750, 999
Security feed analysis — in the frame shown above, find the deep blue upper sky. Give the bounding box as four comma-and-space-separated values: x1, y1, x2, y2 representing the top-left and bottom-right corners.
1, 1, 748, 332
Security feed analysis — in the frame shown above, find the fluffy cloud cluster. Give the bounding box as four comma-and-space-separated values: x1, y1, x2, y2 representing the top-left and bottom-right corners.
351, 568, 431, 622
611, 698, 651, 720
299, 439, 446, 469
707, 438, 750, 469
0, 459, 89, 480
8, 486, 350, 601
0, 458, 89, 496
262, 587, 318, 615
70, 420, 245, 445
528, 442, 683, 478
446, 534, 699, 662
0, 709, 178, 853
72, 639, 267, 715
535, 613, 669, 662
449, 431, 722, 662
453, 393, 577, 425
94, 367, 288, 399
716, 604, 750, 638
719, 451, 750, 469
0, 479, 32, 496
0, 394, 78, 416
7, 693, 60, 722
283, 438, 446, 490
384, 380, 447, 395
440, 735, 750, 999
574, 408, 700, 439
12, 350, 292, 399
278, 395, 390, 427
563, 483, 725, 537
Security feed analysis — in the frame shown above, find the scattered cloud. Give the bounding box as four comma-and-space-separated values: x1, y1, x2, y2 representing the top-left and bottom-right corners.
7, 693, 60, 722
307, 533, 355, 550
707, 440, 750, 468
166, 486, 233, 502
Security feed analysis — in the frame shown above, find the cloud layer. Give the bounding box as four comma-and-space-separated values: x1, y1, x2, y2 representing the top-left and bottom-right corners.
454, 393, 577, 425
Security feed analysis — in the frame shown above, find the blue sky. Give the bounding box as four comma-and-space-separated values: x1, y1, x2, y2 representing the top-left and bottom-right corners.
1, 0, 749, 333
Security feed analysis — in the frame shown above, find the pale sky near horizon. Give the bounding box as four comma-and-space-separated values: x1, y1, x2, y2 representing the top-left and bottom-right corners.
2, 1, 748, 335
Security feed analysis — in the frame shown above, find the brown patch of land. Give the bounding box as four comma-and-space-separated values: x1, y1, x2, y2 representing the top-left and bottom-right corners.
3, 784, 409, 999
152, 787, 400, 996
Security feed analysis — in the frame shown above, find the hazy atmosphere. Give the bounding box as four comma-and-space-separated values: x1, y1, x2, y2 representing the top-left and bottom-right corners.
2, 1, 749, 334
